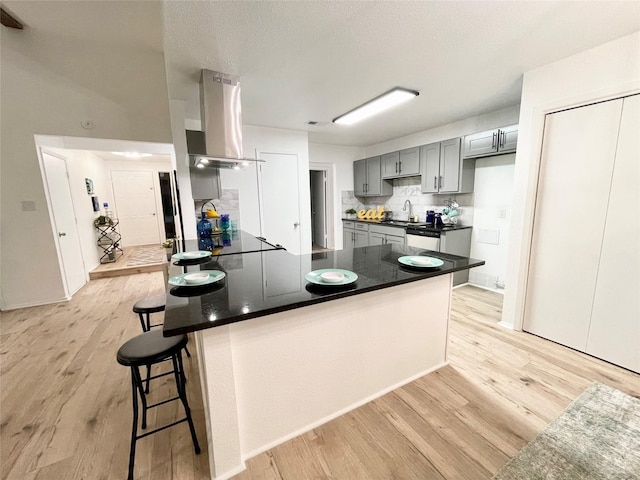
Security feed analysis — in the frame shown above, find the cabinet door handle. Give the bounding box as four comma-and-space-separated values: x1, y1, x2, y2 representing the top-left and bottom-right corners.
492, 132, 497, 149
499, 130, 505, 147
398, 160, 402, 173
439, 176, 443, 188
58, 232, 66, 237
395, 162, 398, 173
434, 176, 437, 189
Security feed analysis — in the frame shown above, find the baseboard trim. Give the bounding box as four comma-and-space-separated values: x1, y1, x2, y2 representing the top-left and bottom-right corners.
0, 296, 70, 311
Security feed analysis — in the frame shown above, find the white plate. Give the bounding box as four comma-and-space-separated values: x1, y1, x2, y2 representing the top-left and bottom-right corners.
172, 251, 212, 261
398, 256, 444, 268
168, 270, 225, 287
305, 269, 358, 286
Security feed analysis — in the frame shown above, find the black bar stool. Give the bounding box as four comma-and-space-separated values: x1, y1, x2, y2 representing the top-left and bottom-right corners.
132, 294, 167, 331
133, 295, 191, 357
117, 330, 201, 480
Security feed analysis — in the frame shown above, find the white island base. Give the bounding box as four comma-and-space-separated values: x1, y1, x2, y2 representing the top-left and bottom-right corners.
194, 273, 453, 480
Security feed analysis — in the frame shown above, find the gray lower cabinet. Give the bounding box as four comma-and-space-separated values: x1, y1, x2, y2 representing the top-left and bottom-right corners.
420, 138, 474, 194
368, 224, 406, 247
440, 228, 472, 286
343, 221, 368, 248
462, 124, 518, 159
381, 147, 420, 179
354, 156, 392, 197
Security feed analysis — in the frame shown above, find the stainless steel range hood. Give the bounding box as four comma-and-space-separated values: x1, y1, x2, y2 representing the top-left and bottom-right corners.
187, 69, 263, 170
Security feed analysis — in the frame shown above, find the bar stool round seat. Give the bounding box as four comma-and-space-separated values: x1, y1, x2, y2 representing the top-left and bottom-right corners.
117, 329, 200, 480
117, 329, 187, 367
132, 294, 166, 331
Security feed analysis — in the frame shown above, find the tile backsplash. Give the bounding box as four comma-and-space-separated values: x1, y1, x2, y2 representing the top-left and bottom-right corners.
195, 189, 241, 229
342, 177, 474, 225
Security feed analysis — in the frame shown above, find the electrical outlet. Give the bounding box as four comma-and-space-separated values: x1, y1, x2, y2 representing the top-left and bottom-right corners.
498, 208, 506, 218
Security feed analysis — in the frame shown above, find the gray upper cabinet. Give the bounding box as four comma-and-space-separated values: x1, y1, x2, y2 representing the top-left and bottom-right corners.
440, 138, 462, 193
381, 147, 420, 179
420, 137, 474, 194
462, 124, 518, 159
354, 159, 367, 196
420, 143, 440, 193
381, 152, 399, 178
353, 156, 392, 197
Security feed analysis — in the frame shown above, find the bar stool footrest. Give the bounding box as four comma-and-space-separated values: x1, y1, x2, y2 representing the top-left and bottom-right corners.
147, 396, 181, 409
136, 417, 189, 440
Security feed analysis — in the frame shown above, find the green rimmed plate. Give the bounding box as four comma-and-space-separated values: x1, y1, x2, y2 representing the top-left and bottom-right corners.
398, 256, 444, 268
172, 251, 212, 261
168, 270, 225, 287
305, 269, 358, 286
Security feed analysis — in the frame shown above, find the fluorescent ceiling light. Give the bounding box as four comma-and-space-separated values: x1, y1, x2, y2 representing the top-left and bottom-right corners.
333, 87, 419, 126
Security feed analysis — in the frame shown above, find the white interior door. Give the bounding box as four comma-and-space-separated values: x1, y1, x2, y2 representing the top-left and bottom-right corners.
111, 170, 162, 247
586, 95, 640, 372
258, 152, 302, 254
310, 170, 326, 248
41, 151, 86, 295
524, 99, 623, 351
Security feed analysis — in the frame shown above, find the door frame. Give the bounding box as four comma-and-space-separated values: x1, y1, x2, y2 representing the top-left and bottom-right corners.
309, 163, 335, 250
37, 148, 88, 298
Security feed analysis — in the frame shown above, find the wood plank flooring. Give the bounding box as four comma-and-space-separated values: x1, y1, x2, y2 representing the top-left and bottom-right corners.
89, 245, 166, 280
1, 276, 638, 479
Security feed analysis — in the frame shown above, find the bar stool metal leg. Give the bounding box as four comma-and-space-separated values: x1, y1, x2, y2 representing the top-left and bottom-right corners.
172, 353, 200, 453
132, 366, 149, 429
128, 369, 139, 480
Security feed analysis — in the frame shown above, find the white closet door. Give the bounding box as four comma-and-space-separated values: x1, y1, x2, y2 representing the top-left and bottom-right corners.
586, 95, 640, 372
524, 99, 623, 350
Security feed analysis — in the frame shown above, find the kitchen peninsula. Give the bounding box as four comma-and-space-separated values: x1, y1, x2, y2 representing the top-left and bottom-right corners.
163, 232, 483, 480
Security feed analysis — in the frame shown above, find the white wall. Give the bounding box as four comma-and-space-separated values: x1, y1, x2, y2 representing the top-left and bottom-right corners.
0, 24, 173, 309
502, 31, 640, 329
469, 154, 515, 291
308, 143, 366, 250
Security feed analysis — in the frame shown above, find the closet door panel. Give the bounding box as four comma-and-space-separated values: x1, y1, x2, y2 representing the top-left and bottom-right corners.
524, 99, 623, 351
587, 95, 640, 373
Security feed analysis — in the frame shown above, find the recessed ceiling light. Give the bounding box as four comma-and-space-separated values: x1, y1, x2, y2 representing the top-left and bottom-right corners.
333, 87, 419, 126
111, 151, 153, 158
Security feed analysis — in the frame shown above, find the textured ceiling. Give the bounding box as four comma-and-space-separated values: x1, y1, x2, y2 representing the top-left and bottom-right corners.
163, 1, 640, 146
4, 1, 639, 148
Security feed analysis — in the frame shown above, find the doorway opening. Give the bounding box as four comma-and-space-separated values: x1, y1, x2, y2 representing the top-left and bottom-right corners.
309, 163, 335, 252
35, 135, 181, 295
159, 172, 176, 240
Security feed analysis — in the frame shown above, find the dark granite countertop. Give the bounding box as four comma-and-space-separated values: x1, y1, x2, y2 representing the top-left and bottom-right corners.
180, 230, 285, 258
342, 218, 472, 233
163, 243, 484, 336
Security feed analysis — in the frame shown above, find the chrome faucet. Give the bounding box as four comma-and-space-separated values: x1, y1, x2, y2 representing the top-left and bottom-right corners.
403, 199, 412, 220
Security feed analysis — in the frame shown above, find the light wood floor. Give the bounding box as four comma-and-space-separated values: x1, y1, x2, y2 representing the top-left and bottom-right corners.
89, 245, 166, 280
1, 276, 638, 480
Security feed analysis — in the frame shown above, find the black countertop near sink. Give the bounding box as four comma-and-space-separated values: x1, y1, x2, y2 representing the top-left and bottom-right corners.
342, 218, 472, 232
163, 243, 484, 336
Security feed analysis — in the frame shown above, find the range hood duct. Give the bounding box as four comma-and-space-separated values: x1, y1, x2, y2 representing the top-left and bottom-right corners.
187, 69, 262, 169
